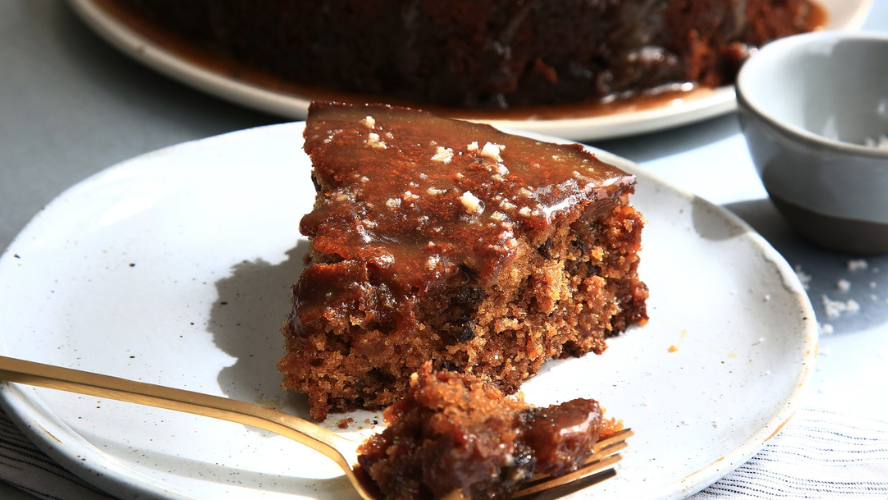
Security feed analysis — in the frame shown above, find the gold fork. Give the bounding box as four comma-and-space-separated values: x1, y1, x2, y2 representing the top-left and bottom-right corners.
0, 355, 632, 500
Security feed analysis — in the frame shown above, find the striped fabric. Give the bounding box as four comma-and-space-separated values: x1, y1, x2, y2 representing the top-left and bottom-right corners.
693, 408, 888, 499
0, 407, 886, 499
0, 411, 114, 499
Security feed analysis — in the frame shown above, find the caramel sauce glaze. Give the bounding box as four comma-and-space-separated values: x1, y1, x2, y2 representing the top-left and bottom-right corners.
296, 102, 634, 332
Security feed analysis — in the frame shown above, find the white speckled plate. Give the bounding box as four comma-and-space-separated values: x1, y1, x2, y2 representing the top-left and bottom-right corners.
66, 0, 870, 141
0, 123, 816, 500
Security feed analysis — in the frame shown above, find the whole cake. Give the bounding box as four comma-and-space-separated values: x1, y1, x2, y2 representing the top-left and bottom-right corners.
358, 363, 622, 500
119, 0, 817, 108
279, 101, 647, 420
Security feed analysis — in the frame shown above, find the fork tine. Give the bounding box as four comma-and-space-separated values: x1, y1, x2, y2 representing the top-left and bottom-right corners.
513, 453, 623, 497
593, 428, 635, 454
512, 468, 617, 500
512, 428, 634, 498
512, 455, 623, 498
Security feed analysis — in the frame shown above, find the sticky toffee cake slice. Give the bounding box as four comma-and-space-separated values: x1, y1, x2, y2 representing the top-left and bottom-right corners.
279, 101, 647, 421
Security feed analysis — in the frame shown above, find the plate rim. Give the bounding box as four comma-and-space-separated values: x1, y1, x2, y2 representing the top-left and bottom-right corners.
0, 122, 818, 500
65, 0, 871, 141
587, 146, 819, 499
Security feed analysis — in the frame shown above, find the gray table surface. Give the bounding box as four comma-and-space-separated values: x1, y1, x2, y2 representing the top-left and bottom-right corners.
2, 1, 888, 498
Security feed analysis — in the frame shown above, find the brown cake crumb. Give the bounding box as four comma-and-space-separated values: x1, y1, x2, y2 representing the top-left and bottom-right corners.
279, 102, 647, 420
358, 363, 619, 500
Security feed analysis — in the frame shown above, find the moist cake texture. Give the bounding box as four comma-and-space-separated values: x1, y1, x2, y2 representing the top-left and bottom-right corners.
120, 0, 817, 108
358, 363, 621, 500
279, 101, 647, 421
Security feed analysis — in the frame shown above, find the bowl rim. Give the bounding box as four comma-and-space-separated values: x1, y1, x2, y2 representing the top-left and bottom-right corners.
736, 30, 888, 158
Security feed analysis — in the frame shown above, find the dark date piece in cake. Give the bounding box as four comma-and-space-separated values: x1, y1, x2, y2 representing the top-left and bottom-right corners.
278, 101, 647, 421
357, 363, 621, 500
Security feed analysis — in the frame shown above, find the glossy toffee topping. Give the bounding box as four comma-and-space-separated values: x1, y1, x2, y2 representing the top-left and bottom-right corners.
298, 102, 635, 331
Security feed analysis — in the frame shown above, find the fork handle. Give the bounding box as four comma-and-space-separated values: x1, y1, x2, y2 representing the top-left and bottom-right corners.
0, 355, 357, 470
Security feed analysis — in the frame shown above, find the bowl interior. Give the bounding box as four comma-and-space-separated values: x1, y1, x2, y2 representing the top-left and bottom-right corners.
741, 33, 888, 147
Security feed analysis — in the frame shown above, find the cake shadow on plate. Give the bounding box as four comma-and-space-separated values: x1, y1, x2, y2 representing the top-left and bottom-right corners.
207, 239, 314, 424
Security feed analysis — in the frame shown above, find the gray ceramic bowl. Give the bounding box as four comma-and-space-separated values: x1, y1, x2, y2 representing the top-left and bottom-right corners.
737, 31, 888, 254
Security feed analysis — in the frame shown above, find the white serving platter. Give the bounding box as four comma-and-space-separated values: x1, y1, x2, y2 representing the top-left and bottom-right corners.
0, 123, 816, 499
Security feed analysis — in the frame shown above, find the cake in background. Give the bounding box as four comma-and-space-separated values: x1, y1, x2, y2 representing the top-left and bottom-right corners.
118, 0, 819, 109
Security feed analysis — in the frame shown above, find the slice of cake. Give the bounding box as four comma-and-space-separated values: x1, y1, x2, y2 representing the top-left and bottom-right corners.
279, 101, 647, 420
357, 363, 622, 500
